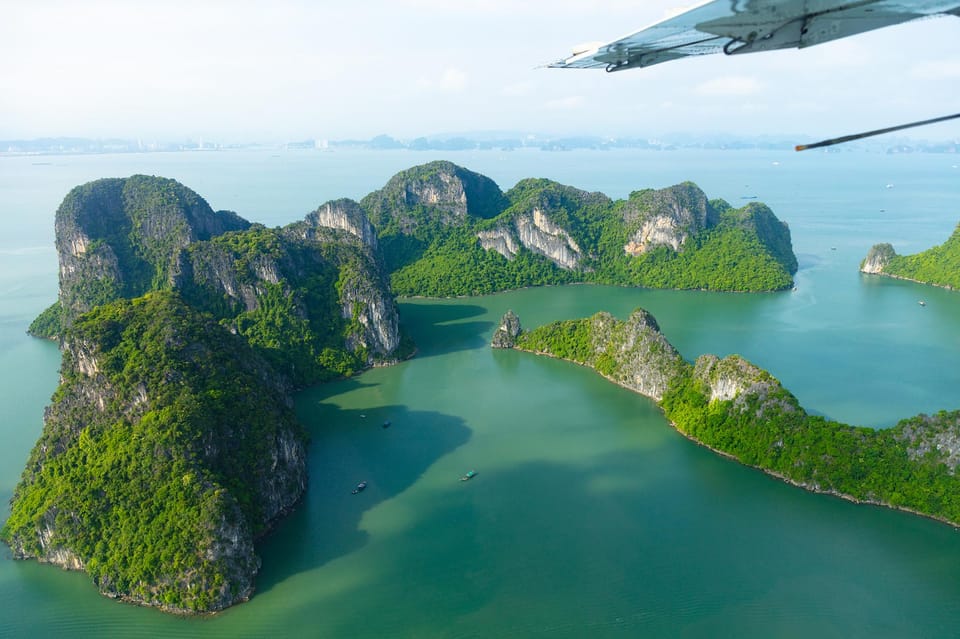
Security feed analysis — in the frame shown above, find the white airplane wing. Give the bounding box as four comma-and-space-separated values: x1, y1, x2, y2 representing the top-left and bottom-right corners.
551, 0, 960, 73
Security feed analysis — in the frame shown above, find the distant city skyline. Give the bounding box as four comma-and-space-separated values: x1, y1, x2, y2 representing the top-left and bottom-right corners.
4, 1, 960, 142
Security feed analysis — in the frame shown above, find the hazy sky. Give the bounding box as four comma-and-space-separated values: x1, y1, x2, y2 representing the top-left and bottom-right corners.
3, 0, 960, 142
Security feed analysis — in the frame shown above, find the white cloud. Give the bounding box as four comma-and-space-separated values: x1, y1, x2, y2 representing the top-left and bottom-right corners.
502, 81, 534, 97
440, 68, 468, 91
418, 67, 468, 92
694, 76, 762, 96
545, 95, 585, 110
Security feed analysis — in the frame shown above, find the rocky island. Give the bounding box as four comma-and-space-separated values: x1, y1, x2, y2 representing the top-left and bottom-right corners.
861, 221, 960, 290
4, 175, 404, 613
365, 161, 798, 295
4, 162, 798, 614
499, 309, 960, 527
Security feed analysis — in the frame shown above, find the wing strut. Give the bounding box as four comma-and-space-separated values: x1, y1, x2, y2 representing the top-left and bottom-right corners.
795, 112, 960, 151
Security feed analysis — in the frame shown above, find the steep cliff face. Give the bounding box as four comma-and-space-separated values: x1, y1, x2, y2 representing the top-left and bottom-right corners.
861, 243, 896, 274
4, 293, 306, 613
515, 207, 583, 269
179, 233, 397, 383
512, 308, 686, 402
54, 175, 250, 328
495, 179, 607, 269
491, 310, 521, 348
360, 161, 509, 272
298, 198, 379, 249
176, 213, 400, 379
593, 309, 686, 401
722, 202, 798, 274
333, 251, 400, 357
477, 228, 521, 259
621, 182, 716, 255
693, 354, 799, 416
478, 211, 584, 268
362, 160, 507, 231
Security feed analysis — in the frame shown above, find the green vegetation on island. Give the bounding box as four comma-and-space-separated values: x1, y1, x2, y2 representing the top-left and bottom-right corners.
361, 162, 797, 297
8, 163, 799, 614
861, 222, 960, 289
3, 292, 306, 613
507, 309, 960, 526
32, 175, 403, 385
8, 175, 404, 613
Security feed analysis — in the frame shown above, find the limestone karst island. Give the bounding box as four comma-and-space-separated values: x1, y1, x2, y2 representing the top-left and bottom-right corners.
861, 222, 960, 290
492, 308, 960, 529
7, 158, 899, 615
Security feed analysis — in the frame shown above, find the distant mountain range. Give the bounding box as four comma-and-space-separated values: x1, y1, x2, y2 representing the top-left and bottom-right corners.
4, 133, 958, 155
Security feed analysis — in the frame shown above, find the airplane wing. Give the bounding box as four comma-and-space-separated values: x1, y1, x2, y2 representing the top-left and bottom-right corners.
550, 0, 960, 73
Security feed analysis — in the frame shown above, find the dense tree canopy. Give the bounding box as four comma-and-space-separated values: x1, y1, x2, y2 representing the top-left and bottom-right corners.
3, 292, 306, 612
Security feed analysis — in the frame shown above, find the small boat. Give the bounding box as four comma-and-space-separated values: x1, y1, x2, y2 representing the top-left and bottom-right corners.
460, 470, 477, 481
919, 300, 926, 306
352, 481, 367, 494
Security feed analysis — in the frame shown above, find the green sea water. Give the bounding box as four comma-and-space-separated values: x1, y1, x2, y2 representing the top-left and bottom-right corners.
2, 148, 960, 637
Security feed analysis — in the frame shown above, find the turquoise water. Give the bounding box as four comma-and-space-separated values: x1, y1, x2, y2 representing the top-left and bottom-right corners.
2, 149, 960, 637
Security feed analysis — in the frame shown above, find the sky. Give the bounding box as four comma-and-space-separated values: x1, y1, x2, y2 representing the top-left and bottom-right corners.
3, 0, 960, 142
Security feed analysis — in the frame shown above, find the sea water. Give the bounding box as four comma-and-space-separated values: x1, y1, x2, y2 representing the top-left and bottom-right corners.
2, 148, 960, 637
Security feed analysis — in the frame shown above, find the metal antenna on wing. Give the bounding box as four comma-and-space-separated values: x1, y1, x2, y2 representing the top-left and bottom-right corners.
795, 112, 960, 151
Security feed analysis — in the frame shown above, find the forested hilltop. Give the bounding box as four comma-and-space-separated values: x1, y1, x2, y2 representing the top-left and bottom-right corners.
6, 175, 405, 613
861, 221, 960, 289
494, 309, 960, 527
363, 161, 797, 295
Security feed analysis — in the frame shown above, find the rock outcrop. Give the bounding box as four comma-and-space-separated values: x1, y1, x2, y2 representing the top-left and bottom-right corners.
362, 160, 507, 231
861, 243, 896, 274
477, 228, 521, 260
693, 354, 799, 417
893, 410, 960, 473
296, 198, 379, 249
859, 224, 960, 290
585, 310, 686, 402
491, 310, 521, 348
621, 182, 716, 255
619, 185, 797, 276
490, 180, 606, 269
54, 175, 250, 328
509, 308, 686, 402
